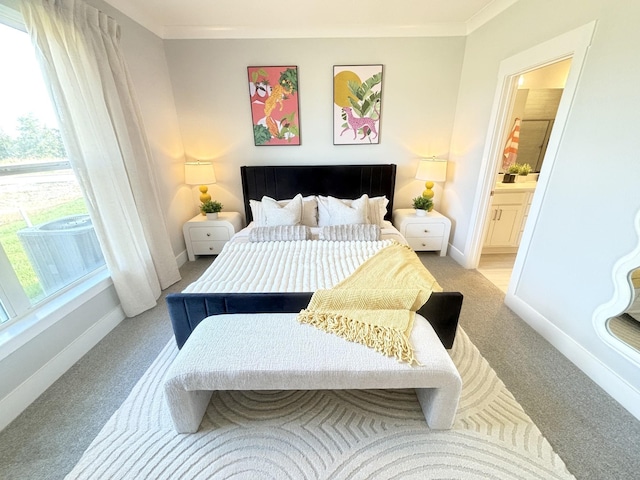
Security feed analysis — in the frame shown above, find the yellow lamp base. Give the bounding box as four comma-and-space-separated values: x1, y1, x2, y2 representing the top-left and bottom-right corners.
422, 181, 435, 201
199, 185, 211, 204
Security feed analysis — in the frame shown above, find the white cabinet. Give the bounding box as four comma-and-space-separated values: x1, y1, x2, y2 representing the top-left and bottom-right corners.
183, 212, 243, 261
483, 190, 532, 253
392, 209, 451, 256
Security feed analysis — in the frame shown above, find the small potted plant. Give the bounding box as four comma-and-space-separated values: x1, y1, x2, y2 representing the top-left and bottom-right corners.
200, 200, 223, 219
503, 164, 520, 183
412, 196, 433, 216
516, 163, 532, 182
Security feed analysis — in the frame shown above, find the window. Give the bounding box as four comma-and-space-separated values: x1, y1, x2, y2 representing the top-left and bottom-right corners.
0, 18, 105, 326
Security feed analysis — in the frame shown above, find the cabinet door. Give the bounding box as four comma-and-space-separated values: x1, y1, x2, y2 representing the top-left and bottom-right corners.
485, 205, 523, 247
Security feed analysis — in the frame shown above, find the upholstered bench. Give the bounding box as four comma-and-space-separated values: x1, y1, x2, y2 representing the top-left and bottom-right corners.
164, 312, 462, 433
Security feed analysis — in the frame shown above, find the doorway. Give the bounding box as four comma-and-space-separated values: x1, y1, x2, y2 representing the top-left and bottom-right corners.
477, 60, 571, 293
462, 22, 596, 305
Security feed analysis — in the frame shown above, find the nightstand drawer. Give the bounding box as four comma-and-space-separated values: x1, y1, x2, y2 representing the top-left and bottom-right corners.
406, 237, 444, 251
192, 240, 227, 255
189, 226, 230, 242
405, 223, 445, 238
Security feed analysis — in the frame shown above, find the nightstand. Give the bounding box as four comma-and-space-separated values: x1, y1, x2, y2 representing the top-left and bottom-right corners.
392, 209, 451, 256
183, 212, 243, 261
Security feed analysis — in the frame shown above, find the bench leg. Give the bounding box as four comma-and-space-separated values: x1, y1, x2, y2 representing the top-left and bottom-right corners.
415, 384, 461, 430
164, 385, 213, 434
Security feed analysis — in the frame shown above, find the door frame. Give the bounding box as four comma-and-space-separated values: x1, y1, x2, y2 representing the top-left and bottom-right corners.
463, 22, 596, 301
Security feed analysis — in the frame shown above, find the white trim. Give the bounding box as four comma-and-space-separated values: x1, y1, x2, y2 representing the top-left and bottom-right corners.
163, 24, 468, 40
176, 249, 188, 268
506, 292, 640, 421
93, 0, 515, 40
463, 22, 596, 272
466, 0, 519, 35
0, 304, 125, 432
0, 0, 24, 32
447, 242, 466, 267
0, 270, 113, 362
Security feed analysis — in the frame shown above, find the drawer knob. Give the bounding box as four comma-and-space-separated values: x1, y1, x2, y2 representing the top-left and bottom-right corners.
206, 233, 211, 237
423, 229, 429, 233
209, 247, 213, 251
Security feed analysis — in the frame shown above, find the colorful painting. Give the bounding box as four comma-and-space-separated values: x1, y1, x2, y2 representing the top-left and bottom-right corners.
248, 66, 300, 146
333, 65, 383, 145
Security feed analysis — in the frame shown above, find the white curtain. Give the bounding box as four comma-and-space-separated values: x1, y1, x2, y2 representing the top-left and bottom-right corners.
20, 0, 181, 316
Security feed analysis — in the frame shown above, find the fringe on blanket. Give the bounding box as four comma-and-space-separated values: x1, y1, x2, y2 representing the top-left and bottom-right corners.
297, 310, 419, 365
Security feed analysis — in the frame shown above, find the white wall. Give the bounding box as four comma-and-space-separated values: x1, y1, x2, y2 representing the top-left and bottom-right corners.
446, 0, 640, 413
163, 37, 465, 216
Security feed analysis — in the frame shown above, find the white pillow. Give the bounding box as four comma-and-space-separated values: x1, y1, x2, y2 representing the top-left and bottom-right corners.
318, 194, 369, 226
367, 196, 389, 226
319, 224, 381, 241
261, 194, 303, 226
249, 225, 310, 242
250, 195, 317, 226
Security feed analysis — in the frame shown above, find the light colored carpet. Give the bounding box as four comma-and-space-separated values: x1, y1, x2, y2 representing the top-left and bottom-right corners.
65, 328, 573, 480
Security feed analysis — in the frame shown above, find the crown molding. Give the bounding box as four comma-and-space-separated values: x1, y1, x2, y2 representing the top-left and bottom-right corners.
163, 23, 468, 40
101, 0, 164, 38
466, 0, 519, 34
102, 0, 519, 40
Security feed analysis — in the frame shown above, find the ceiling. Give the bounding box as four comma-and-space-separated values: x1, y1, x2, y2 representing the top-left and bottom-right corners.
102, 0, 519, 39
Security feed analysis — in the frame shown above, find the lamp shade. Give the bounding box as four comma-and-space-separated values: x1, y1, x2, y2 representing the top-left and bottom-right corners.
416, 158, 448, 182
184, 162, 216, 185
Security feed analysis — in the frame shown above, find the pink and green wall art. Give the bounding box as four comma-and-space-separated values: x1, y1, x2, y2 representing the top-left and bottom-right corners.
333, 65, 383, 145
248, 66, 300, 146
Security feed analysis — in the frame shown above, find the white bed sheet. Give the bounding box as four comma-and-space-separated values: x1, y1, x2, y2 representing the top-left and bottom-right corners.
231, 220, 408, 245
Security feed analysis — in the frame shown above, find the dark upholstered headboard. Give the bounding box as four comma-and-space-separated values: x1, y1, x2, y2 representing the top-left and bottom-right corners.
241, 164, 397, 222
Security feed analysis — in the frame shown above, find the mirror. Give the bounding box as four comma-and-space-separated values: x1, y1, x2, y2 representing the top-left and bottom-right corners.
607, 267, 640, 353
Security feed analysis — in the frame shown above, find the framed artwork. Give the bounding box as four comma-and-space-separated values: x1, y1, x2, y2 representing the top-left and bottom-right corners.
247, 66, 300, 146
333, 65, 383, 145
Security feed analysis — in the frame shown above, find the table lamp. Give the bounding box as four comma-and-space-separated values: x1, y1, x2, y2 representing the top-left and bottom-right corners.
184, 161, 216, 203
415, 157, 448, 201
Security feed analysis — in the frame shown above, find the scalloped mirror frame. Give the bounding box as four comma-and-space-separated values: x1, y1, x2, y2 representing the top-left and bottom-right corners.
593, 209, 640, 365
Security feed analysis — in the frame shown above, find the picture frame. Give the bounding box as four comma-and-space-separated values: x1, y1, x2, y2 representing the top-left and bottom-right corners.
247, 66, 300, 146
333, 64, 383, 145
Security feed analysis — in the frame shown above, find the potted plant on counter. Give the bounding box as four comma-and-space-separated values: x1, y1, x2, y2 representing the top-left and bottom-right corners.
516, 163, 532, 182
412, 196, 433, 216
503, 163, 520, 183
200, 200, 223, 219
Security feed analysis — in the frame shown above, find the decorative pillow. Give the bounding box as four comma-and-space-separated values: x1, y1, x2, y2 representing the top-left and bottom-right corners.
319, 224, 381, 241
262, 193, 303, 226
250, 195, 317, 226
249, 225, 311, 242
317, 194, 370, 226
367, 196, 390, 226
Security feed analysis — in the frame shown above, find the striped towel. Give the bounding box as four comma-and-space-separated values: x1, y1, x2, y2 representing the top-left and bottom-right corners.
502, 118, 521, 171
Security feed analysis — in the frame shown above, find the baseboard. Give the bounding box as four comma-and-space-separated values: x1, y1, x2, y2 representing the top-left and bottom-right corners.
0, 305, 125, 432
447, 243, 468, 268
505, 292, 640, 421
176, 249, 188, 268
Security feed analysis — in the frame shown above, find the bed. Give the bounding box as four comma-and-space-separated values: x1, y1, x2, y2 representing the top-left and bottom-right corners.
164, 164, 464, 432
167, 164, 463, 350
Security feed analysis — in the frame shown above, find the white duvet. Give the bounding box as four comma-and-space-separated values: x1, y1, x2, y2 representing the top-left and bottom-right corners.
183, 239, 393, 293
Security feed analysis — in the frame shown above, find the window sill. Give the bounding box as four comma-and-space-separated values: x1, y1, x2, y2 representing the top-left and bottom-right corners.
0, 268, 113, 362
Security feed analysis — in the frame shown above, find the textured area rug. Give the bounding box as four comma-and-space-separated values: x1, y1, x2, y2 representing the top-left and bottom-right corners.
65, 329, 574, 479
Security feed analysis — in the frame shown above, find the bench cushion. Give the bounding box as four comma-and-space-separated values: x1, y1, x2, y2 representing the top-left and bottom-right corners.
164, 313, 461, 432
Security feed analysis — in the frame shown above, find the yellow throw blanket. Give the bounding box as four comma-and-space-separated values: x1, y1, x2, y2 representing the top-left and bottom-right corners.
298, 241, 443, 364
